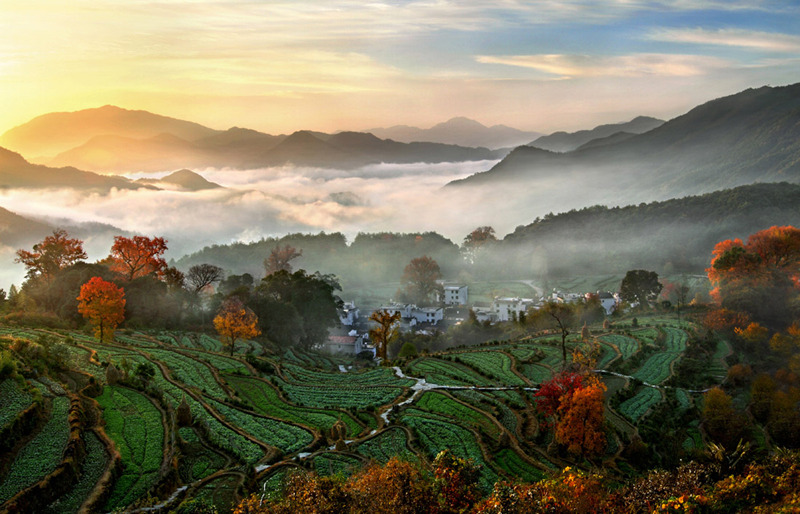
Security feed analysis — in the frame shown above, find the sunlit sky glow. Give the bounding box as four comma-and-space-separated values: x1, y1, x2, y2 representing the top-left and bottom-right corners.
1, 1, 798, 134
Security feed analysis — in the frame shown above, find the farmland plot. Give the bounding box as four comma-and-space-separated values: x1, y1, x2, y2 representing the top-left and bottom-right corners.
618, 387, 663, 423
451, 351, 526, 386
355, 428, 417, 463
407, 357, 494, 386
0, 395, 70, 503
97, 386, 165, 511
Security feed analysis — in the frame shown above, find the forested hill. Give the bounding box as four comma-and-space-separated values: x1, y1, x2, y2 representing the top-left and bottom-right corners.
172, 231, 461, 288
170, 182, 800, 287
493, 182, 800, 277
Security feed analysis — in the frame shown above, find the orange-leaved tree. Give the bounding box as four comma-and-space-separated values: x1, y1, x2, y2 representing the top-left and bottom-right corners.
554, 377, 607, 458
77, 277, 126, 343
108, 235, 168, 281
15, 229, 87, 282
369, 309, 401, 360
214, 297, 261, 356
707, 225, 800, 329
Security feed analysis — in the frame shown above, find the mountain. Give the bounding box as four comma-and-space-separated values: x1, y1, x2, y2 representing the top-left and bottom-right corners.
41, 123, 504, 173
0, 205, 54, 249
447, 84, 800, 205
529, 116, 664, 152
0, 105, 220, 160
367, 117, 542, 149
0, 146, 152, 191
136, 169, 222, 191
494, 182, 800, 278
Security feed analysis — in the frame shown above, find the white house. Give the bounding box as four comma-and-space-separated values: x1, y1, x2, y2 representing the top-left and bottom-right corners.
338, 301, 359, 326
410, 306, 444, 325
439, 285, 468, 306
378, 303, 412, 318
492, 297, 536, 322
324, 331, 369, 355
597, 291, 620, 315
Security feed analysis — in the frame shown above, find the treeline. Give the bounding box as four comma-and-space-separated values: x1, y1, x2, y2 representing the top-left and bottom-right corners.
172, 182, 800, 286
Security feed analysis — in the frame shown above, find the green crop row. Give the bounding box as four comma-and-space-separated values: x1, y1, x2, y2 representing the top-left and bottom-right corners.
416, 391, 502, 440
147, 348, 228, 399
408, 357, 494, 387
0, 395, 71, 503
97, 386, 164, 511
494, 448, 546, 482
282, 363, 414, 388
451, 351, 526, 386
618, 387, 662, 423
0, 378, 34, 430
205, 397, 313, 454
662, 327, 688, 352
43, 430, 110, 514
181, 349, 251, 375
633, 352, 680, 385
275, 380, 404, 409
400, 412, 498, 491
355, 428, 416, 463
600, 334, 639, 360
313, 452, 363, 477
451, 390, 520, 434
227, 375, 362, 436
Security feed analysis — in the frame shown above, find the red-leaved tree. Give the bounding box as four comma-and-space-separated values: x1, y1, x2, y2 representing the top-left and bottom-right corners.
77, 277, 126, 343
108, 235, 168, 281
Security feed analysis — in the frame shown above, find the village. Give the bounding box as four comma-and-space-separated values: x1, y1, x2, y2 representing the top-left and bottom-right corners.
324, 283, 622, 356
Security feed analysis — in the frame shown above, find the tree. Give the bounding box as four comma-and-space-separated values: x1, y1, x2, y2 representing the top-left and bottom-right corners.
108, 235, 169, 281
534, 301, 579, 365
15, 229, 87, 282
708, 226, 800, 329
264, 244, 302, 276
370, 309, 402, 360
213, 297, 261, 356
77, 277, 126, 343
619, 269, 662, 308
254, 270, 341, 350
187, 263, 224, 294
462, 226, 497, 264
702, 387, 748, 448
555, 378, 607, 458
397, 255, 443, 307
534, 371, 584, 425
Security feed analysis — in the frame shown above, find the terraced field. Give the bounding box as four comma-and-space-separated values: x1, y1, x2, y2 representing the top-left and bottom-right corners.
96, 386, 165, 511
0, 315, 709, 512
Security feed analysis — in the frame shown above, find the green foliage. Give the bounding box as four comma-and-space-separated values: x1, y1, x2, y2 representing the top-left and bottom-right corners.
0, 396, 70, 503
97, 386, 164, 511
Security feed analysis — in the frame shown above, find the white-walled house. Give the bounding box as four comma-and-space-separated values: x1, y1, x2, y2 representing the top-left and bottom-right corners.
492, 297, 536, 322
598, 292, 620, 315
324, 332, 368, 355
410, 306, 444, 324
439, 285, 468, 306
378, 303, 412, 318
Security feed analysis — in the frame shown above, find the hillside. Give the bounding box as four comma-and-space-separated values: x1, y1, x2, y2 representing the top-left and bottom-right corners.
367, 117, 542, 149
0, 146, 152, 191
135, 169, 222, 191
447, 84, 800, 206
529, 116, 664, 153
492, 182, 800, 277
0, 105, 219, 159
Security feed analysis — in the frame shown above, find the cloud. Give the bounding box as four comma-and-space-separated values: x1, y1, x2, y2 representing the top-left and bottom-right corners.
648, 28, 800, 53
475, 53, 731, 78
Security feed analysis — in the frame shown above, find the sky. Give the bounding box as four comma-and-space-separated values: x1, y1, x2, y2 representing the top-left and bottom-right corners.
1, 1, 799, 135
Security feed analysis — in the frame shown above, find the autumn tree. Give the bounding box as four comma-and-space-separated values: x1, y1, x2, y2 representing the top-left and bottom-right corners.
708, 226, 800, 329
264, 244, 302, 276
369, 309, 402, 360
186, 263, 224, 294
214, 297, 261, 356
702, 387, 749, 448
15, 229, 87, 282
619, 269, 662, 308
77, 276, 126, 343
397, 255, 443, 307
554, 378, 607, 458
534, 371, 585, 426
462, 226, 497, 264
108, 235, 168, 281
